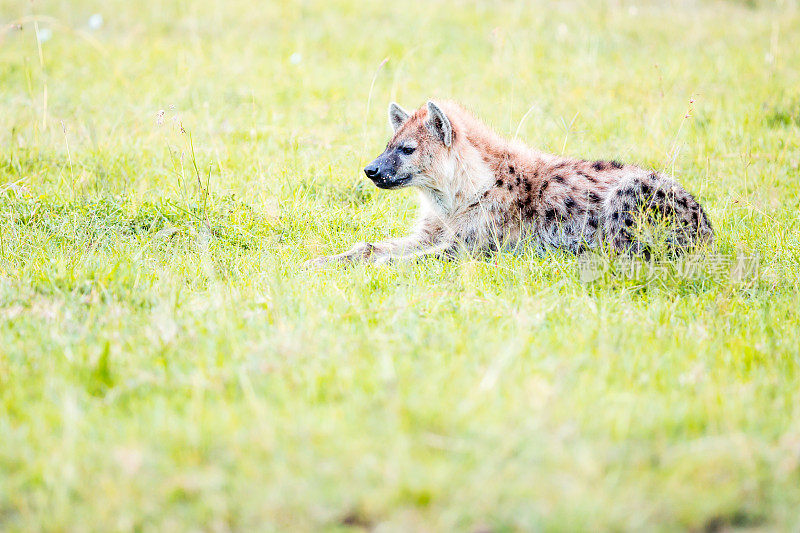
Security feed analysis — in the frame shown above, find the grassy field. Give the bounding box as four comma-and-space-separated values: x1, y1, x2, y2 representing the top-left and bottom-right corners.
2, 0, 800, 530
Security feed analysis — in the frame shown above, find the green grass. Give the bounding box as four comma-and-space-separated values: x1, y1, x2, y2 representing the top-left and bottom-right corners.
2, 0, 800, 530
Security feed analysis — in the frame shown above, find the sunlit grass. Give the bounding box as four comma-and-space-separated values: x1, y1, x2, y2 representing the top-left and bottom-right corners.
1, 0, 800, 531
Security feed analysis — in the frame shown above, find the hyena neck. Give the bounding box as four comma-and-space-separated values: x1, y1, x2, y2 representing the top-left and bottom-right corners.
419, 142, 495, 216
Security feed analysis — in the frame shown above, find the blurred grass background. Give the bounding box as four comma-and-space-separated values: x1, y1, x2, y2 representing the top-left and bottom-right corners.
1, 0, 800, 531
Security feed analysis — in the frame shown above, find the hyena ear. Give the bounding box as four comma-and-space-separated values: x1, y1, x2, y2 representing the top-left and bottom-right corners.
425, 101, 452, 147
388, 102, 410, 132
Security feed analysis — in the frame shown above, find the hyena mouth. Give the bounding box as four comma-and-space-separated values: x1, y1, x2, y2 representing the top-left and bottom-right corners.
372, 175, 412, 189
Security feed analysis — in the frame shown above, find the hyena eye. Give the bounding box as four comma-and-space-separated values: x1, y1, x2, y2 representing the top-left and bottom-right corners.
399, 145, 415, 155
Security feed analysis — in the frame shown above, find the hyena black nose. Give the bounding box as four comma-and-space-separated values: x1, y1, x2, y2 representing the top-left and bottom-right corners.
364, 163, 380, 179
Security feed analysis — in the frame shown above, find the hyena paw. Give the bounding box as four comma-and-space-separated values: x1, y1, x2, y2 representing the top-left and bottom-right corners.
371, 254, 394, 265
345, 242, 376, 258
303, 243, 377, 269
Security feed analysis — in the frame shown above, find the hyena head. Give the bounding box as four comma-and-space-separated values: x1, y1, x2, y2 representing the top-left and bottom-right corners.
363, 101, 453, 190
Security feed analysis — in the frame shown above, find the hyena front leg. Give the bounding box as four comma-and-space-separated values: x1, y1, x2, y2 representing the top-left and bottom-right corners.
360, 206, 504, 264
371, 237, 460, 264
303, 236, 420, 268
304, 218, 451, 268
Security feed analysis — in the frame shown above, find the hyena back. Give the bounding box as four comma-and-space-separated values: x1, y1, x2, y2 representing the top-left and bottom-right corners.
307, 101, 713, 266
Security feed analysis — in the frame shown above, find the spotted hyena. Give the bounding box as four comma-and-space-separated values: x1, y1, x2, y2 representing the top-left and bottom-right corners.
306, 100, 713, 266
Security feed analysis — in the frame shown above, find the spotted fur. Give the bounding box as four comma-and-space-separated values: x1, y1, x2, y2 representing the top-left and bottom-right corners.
306, 101, 714, 266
